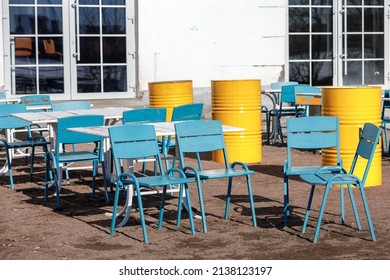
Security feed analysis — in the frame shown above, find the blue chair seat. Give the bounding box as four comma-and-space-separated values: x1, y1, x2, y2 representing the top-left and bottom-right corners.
57, 151, 100, 163
186, 168, 254, 180
121, 175, 194, 188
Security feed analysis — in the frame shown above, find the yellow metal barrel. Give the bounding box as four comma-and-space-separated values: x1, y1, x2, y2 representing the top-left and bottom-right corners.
211, 79, 262, 163
148, 80, 194, 121
322, 86, 382, 187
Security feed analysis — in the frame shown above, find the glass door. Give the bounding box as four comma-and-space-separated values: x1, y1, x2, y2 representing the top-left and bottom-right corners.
6, 0, 135, 100
337, 0, 385, 86
288, 0, 387, 87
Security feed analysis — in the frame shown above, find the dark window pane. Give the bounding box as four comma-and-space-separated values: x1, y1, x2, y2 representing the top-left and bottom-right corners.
79, 37, 100, 63
343, 61, 362, 85
38, 7, 62, 34
14, 37, 36, 64
10, 7, 35, 35
312, 0, 332, 4
365, 34, 384, 58
364, 61, 384, 84
10, 0, 34, 3
103, 0, 125, 4
347, 8, 362, 32
38, 0, 62, 4
39, 37, 63, 64
289, 35, 309, 60
289, 8, 309, 32
312, 35, 332, 59
103, 37, 126, 63
77, 66, 101, 93
346, 35, 362, 58
312, 7, 332, 33
346, 0, 362, 4
289, 0, 309, 5
364, 8, 384, 32
104, 66, 127, 92
80, 0, 99, 4
289, 62, 310, 84
362, 0, 383, 5
39, 67, 64, 94
15, 67, 37, 94
79, 8, 99, 34
312, 62, 332, 86
102, 8, 126, 34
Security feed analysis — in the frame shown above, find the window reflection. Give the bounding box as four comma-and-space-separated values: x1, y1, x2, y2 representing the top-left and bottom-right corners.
79, 8, 99, 34
364, 61, 384, 84
38, 7, 62, 34
39, 37, 63, 64
39, 67, 64, 94
77, 66, 101, 93
79, 37, 101, 63
14, 67, 37, 94
10, 7, 35, 34
103, 37, 126, 63
104, 66, 127, 92
103, 8, 125, 34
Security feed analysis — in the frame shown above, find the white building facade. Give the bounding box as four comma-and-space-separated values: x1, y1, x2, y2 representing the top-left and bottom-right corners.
0, 0, 388, 101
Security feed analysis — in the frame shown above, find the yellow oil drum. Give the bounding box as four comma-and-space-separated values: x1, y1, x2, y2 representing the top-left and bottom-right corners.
322, 86, 382, 187
148, 80, 194, 121
211, 79, 262, 163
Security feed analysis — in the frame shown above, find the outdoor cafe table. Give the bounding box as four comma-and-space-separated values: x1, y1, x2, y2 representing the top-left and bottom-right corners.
68, 122, 245, 228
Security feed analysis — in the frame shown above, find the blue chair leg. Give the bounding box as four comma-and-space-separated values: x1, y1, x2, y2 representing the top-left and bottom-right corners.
134, 183, 148, 244
184, 183, 195, 236
302, 185, 315, 234
158, 185, 167, 230
195, 179, 207, 233
283, 175, 290, 226
340, 184, 345, 225
313, 184, 331, 243
176, 183, 184, 226
224, 177, 233, 220
110, 180, 122, 236
359, 184, 376, 241
347, 184, 362, 230
246, 175, 257, 227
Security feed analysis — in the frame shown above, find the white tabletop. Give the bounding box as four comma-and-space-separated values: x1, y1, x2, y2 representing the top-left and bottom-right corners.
11, 107, 133, 124
68, 122, 245, 138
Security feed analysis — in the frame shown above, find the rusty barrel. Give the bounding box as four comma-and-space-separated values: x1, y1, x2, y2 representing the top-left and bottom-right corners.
322, 86, 382, 187
211, 79, 262, 163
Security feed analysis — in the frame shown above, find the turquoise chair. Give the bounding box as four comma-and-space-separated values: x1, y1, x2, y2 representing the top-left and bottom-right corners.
381, 90, 390, 155
122, 108, 167, 175
52, 101, 91, 111
174, 120, 257, 233
20, 94, 52, 111
0, 104, 48, 189
284, 116, 341, 226
108, 124, 195, 244
299, 123, 380, 243
45, 115, 108, 208
268, 84, 307, 144
161, 103, 203, 169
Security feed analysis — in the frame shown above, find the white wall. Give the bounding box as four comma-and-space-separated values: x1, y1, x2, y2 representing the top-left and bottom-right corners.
138, 0, 287, 95
0, 3, 4, 91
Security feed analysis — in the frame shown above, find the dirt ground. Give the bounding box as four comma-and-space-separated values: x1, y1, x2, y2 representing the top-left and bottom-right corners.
1, 132, 390, 261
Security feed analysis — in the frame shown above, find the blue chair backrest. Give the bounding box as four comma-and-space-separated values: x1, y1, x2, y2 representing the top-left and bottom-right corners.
0, 116, 30, 130
52, 101, 91, 111
0, 103, 27, 117
352, 123, 381, 186
56, 115, 104, 147
280, 85, 298, 103
122, 108, 167, 124
271, 81, 298, 90
20, 94, 52, 111
0, 92, 6, 99
171, 103, 203, 121
175, 120, 229, 168
109, 124, 163, 173
294, 85, 321, 94
286, 116, 341, 167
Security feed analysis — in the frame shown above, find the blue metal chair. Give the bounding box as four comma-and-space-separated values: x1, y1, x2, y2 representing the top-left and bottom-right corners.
45, 115, 108, 208
0, 104, 48, 189
52, 101, 91, 111
381, 90, 390, 155
299, 123, 380, 243
284, 116, 341, 226
122, 108, 167, 174
161, 103, 203, 169
20, 94, 52, 111
174, 120, 257, 233
108, 124, 195, 244
267, 84, 307, 143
